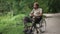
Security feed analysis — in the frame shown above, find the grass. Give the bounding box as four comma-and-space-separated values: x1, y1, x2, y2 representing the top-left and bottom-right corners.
0, 14, 26, 34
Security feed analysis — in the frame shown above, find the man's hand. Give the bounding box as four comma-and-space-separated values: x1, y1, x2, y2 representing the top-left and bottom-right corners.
30, 13, 34, 17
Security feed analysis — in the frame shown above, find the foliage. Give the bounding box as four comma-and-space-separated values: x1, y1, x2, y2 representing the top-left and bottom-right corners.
48, 0, 60, 13
0, 0, 49, 15
0, 13, 25, 34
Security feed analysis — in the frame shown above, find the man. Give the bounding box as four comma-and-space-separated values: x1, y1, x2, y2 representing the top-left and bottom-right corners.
23, 2, 43, 34
30, 2, 43, 28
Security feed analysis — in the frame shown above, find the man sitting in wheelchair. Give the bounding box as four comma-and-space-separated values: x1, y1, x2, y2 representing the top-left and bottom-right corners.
30, 2, 43, 28
23, 2, 43, 34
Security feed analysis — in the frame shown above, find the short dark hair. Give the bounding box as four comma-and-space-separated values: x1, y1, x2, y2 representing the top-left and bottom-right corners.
34, 2, 39, 7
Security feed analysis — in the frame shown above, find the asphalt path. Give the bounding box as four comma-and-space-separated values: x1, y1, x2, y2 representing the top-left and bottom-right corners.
42, 13, 60, 34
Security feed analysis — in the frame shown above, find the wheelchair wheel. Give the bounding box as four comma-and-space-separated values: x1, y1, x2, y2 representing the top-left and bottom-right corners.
32, 27, 41, 34
32, 24, 42, 34
40, 18, 46, 33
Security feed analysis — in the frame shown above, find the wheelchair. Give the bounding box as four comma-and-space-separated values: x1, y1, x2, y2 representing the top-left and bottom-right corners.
23, 16, 46, 34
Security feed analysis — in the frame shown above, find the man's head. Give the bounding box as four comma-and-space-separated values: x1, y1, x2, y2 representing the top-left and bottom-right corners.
33, 2, 39, 9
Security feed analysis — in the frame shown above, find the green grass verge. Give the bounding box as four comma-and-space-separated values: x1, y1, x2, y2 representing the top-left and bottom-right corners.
0, 14, 25, 34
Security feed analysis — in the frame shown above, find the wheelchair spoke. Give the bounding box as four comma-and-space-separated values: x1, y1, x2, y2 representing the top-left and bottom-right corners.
40, 18, 46, 33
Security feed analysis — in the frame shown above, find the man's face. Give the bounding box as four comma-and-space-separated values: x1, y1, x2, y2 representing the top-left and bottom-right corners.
33, 4, 38, 9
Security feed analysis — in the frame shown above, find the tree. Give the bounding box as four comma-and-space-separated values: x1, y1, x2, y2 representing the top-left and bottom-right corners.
48, 0, 60, 13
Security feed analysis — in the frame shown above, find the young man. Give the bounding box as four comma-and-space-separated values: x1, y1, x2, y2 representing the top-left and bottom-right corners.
30, 2, 43, 28
23, 2, 43, 34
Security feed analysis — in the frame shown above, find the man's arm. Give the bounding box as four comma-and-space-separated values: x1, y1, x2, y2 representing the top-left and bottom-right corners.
30, 13, 34, 17
29, 9, 34, 17
39, 8, 43, 16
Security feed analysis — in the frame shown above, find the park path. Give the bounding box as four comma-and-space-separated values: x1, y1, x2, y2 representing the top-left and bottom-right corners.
42, 13, 60, 34
43, 13, 60, 17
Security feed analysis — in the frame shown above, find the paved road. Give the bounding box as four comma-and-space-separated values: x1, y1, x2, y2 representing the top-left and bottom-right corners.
42, 15, 60, 34
43, 13, 60, 17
